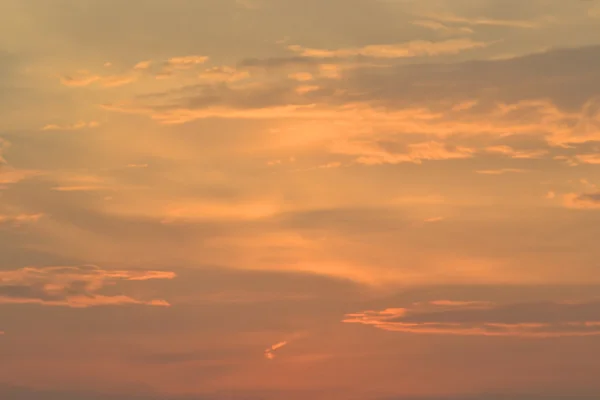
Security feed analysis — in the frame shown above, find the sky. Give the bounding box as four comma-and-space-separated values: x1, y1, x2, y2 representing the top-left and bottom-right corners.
1, 0, 600, 399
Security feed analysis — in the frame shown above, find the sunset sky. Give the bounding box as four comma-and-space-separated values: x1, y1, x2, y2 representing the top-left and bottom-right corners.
2, 1, 600, 399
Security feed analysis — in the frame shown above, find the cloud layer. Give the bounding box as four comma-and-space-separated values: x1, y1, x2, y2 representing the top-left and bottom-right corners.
0, 266, 175, 308
345, 300, 600, 337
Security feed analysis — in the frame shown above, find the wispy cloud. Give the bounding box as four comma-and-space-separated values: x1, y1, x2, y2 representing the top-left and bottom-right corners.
97, 45, 600, 149
344, 300, 600, 337
287, 38, 488, 59
59, 71, 101, 87
0, 138, 9, 164
421, 13, 551, 29
0, 213, 44, 226
48, 173, 121, 192
42, 121, 100, 131
264, 340, 288, 360
60, 55, 209, 88
575, 154, 600, 164
0, 168, 43, 186
475, 169, 527, 175
333, 140, 476, 165
264, 332, 307, 360
412, 20, 474, 35
0, 266, 175, 308
563, 192, 600, 209
485, 145, 547, 159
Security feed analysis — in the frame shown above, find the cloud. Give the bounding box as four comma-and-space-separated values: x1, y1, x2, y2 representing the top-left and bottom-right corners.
475, 168, 527, 175
412, 20, 474, 35
198, 66, 250, 83
333, 140, 475, 165
485, 145, 547, 159
0, 213, 44, 226
60, 55, 209, 88
166, 55, 209, 69
60, 71, 137, 88
59, 71, 101, 87
237, 56, 322, 71
575, 154, 600, 164
134, 60, 152, 70
0, 168, 42, 186
564, 192, 600, 209
154, 56, 210, 79
421, 13, 550, 29
288, 72, 314, 81
160, 199, 282, 223
0, 266, 175, 308
263, 332, 306, 360
101, 75, 137, 87
47, 173, 122, 192
51, 185, 108, 192
264, 340, 288, 360
287, 38, 489, 59
344, 300, 600, 337
41, 121, 100, 131
0, 139, 43, 186
427, 300, 493, 307
60, 70, 138, 87
424, 217, 445, 223
0, 138, 9, 164
98, 45, 600, 149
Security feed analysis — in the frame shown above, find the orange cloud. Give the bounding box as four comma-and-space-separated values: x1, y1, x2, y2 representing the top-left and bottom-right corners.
264, 340, 288, 360
485, 145, 548, 159
421, 13, 549, 29
263, 332, 306, 360
198, 66, 249, 83
287, 38, 488, 59
48, 173, 119, 192
0, 266, 175, 308
42, 121, 100, 131
288, 72, 314, 81
344, 300, 600, 338
575, 154, 600, 164
0, 213, 44, 226
424, 217, 445, 223
427, 300, 494, 308
75, 45, 600, 155
0, 138, 9, 164
0, 168, 43, 185
100, 89, 598, 150
60, 55, 209, 89
0, 140, 43, 186
60, 71, 137, 88
167, 56, 209, 69
59, 71, 101, 87
160, 199, 282, 223
333, 140, 475, 165
134, 60, 152, 70
475, 169, 527, 175
563, 192, 600, 209
412, 20, 474, 35
101, 75, 137, 87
